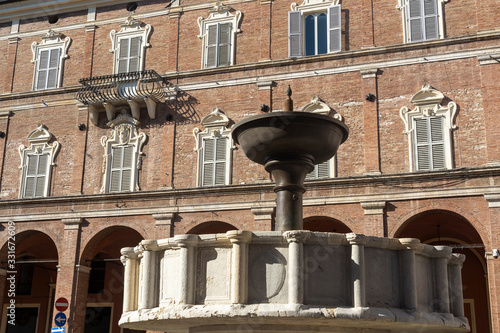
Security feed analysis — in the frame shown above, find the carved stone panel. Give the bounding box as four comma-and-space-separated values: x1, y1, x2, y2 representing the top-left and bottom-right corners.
196, 247, 231, 304
365, 248, 400, 308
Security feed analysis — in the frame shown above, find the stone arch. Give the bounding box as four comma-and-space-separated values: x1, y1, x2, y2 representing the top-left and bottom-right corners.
389, 205, 489, 247
186, 221, 238, 235
393, 209, 490, 333
303, 216, 352, 233
0, 229, 59, 263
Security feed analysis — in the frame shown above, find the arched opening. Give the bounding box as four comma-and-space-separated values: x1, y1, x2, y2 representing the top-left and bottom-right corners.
80, 226, 143, 333
395, 210, 490, 333
1, 230, 58, 333
186, 221, 237, 235
303, 216, 352, 233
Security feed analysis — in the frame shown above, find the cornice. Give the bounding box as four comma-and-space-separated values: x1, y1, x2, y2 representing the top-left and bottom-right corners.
0, 166, 499, 222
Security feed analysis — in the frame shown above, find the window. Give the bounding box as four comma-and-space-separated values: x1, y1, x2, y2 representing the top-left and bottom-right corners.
101, 114, 146, 193
18, 124, 60, 198
306, 159, 335, 180
31, 30, 70, 90
110, 16, 152, 74
398, 0, 446, 43
289, 0, 341, 57
194, 108, 234, 187
198, 3, 242, 68
400, 83, 457, 171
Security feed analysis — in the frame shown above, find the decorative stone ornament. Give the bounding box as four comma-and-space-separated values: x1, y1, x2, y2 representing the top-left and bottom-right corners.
193, 107, 234, 147
100, 113, 147, 193
291, 0, 339, 13
301, 96, 344, 121
109, 16, 152, 54
31, 30, 71, 64
197, 3, 242, 38
18, 124, 60, 198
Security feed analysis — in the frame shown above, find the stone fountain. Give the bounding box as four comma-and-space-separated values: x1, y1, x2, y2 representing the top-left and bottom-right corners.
119, 90, 469, 333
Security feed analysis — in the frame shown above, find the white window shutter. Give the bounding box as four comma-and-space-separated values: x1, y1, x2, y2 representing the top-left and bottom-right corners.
46, 48, 60, 89
206, 25, 218, 68
306, 161, 330, 180
289, 11, 302, 57
430, 117, 445, 169
423, 0, 438, 40
35, 155, 48, 197
203, 138, 215, 186
109, 145, 134, 192
328, 5, 342, 53
408, 0, 423, 42
24, 154, 49, 197
129, 36, 142, 72
202, 137, 227, 186
118, 38, 130, 74
415, 118, 430, 170
218, 23, 231, 66
215, 137, 227, 185
36, 50, 50, 89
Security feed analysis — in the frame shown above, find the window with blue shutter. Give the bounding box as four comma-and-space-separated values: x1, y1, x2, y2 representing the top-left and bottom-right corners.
35, 48, 61, 90
414, 116, 446, 170
288, 4, 341, 58
202, 137, 227, 186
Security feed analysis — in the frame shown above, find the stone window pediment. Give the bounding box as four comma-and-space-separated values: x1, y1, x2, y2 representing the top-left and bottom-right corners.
400, 83, 457, 171
31, 30, 71, 90
18, 124, 60, 198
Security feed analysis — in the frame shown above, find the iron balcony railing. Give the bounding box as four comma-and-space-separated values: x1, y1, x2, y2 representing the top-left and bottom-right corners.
76, 70, 169, 105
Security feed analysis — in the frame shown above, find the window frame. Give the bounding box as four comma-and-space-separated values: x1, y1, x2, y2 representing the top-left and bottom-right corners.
31, 30, 70, 90
289, 0, 341, 58
400, 83, 457, 172
101, 115, 146, 193
109, 16, 152, 74
397, 0, 447, 43
194, 108, 234, 187
18, 124, 60, 199
197, 3, 242, 69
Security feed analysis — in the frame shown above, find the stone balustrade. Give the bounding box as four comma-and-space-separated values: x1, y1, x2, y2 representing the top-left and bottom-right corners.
119, 231, 469, 332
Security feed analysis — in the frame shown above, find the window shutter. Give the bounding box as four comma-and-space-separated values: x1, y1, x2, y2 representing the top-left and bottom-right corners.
328, 5, 342, 53
118, 38, 130, 74
129, 36, 142, 72
306, 161, 330, 180
109, 145, 134, 192
415, 118, 430, 170
203, 138, 215, 186
36, 50, 50, 89
46, 48, 60, 89
24, 155, 38, 197
206, 25, 218, 68
35, 155, 48, 197
423, 0, 438, 40
430, 117, 445, 169
24, 154, 49, 197
215, 137, 227, 185
408, 0, 423, 42
110, 146, 122, 192
218, 23, 231, 67
289, 11, 302, 57
121, 145, 134, 191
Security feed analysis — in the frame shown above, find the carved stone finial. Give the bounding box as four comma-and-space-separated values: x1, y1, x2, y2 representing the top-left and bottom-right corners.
284, 85, 293, 112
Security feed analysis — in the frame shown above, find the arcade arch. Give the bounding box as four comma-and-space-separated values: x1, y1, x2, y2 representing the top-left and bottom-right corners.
186, 221, 238, 235
303, 216, 352, 233
394, 209, 491, 333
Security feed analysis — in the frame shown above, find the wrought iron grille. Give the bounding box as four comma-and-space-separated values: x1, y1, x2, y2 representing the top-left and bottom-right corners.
76, 70, 169, 105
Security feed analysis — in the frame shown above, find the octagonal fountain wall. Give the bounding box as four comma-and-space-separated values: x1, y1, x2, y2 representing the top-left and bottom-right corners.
119, 230, 469, 332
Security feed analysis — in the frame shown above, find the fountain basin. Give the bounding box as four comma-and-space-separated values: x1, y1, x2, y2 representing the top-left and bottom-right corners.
231, 112, 349, 166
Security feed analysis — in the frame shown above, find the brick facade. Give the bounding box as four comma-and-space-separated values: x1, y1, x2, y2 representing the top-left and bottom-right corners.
0, 0, 499, 332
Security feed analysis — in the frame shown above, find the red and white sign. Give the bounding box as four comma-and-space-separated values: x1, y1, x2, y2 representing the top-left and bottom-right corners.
55, 298, 69, 312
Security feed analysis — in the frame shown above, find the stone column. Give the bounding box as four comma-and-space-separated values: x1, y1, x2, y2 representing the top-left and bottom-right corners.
399, 238, 421, 310
433, 246, 452, 313
2, 37, 19, 93
0, 111, 11, 190
448, 253, 466, 318
167, 9, 183, 73
137, 240, 159, 310
70, 103, 89, 195
175, 234, 198, 304
347, 233, 367, 308
283, 230, 310, 304
360, 69, 381, 175
121, 247, 140, 312
259, 0, 273, 61
478, 54, 500, 165
227, 230, 252, 304
361, 201, 386, 237
53, 218, 83, 333
72, 265, 91, 333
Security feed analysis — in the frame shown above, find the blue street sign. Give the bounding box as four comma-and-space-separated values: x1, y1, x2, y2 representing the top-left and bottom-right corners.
54, 312, 67, 327
51, 328, 65, 333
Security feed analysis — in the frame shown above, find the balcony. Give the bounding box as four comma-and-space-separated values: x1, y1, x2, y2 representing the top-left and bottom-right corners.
75, 70, 176, 125
119, 231, 469, 333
